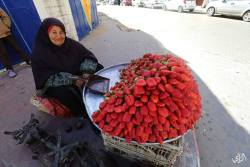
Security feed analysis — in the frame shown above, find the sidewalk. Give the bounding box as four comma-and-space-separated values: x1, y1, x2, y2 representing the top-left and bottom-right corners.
0, 65, 39, 167
0, 12, 170, 167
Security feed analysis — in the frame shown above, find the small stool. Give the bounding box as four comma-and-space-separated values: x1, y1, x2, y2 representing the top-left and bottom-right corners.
30, 95, 73, 117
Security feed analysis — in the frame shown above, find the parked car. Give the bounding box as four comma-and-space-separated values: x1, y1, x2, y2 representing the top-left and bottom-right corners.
109, 0, 115, 4
163, 0, 196, 12
109, 0, 120, 5
122, 0, 132, 6
206, 0, 250, 21
132, 0, 145, 7
143, 0, 166, 8
96, 0, 108, 5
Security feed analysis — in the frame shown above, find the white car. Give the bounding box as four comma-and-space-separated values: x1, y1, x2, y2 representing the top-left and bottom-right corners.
132, 0, 145, 7
206, 0, 250, 22
143, 0, 166, 8
163, 0, 196, 12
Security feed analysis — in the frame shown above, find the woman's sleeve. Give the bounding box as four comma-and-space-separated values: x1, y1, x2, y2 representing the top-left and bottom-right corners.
77, 41, 98, 62
45, 72, 74, 88
76, 42, 99, 74
80, 59, 98, 74
36, 72, 74, 96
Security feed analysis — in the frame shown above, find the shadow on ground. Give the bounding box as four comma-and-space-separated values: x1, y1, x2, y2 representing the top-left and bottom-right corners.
0, 12, 249, 167
163, 10, 205, 15
213, 14, 243, 21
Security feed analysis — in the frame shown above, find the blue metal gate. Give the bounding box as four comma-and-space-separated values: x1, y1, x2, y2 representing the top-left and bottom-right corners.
0, 0, 41, 69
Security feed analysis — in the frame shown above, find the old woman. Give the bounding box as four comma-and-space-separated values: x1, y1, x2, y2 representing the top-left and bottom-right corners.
31, 18, 103, 116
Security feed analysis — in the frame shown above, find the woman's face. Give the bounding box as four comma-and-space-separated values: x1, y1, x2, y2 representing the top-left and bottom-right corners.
48, 26, 65, 46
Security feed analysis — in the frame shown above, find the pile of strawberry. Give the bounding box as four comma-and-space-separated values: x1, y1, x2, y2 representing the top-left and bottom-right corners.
92, 54, 201, 144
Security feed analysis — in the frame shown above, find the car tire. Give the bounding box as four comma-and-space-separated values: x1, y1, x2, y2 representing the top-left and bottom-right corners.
163, 5, 168, 11
242, 11, 250, 22
189, 9, 194, 12
178, 6, 183, 13
207, 7, 215, 16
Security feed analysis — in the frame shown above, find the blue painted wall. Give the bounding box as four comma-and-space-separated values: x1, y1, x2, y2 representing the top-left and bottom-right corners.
68, 0, 99, 40
0, 0, 41, 69
69, 0, 91, 40
91, 0, 99, 28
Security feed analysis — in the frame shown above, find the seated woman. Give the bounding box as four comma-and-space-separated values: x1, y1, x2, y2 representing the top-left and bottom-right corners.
31, 18, 103, 117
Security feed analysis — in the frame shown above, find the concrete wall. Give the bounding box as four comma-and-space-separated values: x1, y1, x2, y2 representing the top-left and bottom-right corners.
33, 0, 78, 40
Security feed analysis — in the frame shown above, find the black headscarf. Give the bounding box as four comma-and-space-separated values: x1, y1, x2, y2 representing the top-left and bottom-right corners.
31, 18, 98, 89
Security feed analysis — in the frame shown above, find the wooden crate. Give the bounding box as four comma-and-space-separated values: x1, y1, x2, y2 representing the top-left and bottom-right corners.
102, 134, 183, 167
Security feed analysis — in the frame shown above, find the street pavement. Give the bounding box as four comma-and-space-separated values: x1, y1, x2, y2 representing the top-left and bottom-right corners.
0, 4, 249, 167
94, 5, 250, 167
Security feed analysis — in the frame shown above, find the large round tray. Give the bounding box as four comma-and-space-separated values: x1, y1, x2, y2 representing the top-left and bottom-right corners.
83, 63, 181, 145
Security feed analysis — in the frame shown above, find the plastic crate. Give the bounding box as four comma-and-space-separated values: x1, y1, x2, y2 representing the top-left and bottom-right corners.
30, 95, 72, 117
102, 133, 183, 167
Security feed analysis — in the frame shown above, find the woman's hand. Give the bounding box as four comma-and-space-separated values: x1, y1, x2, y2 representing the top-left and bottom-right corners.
75, 73, 90, 88
75, 79, 85, 89
82, 73, 90, 79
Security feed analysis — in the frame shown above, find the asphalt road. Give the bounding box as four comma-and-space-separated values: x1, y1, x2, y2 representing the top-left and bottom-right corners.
97, 5, 250, 167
